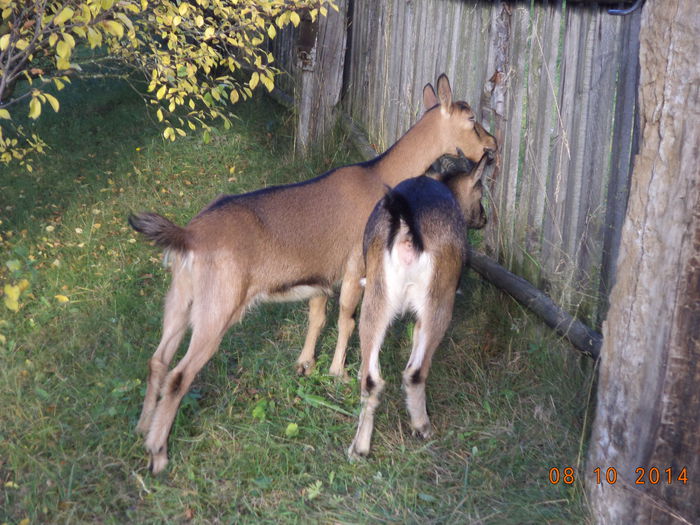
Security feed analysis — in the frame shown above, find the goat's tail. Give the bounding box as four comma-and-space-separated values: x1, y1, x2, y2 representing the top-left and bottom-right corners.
383, 191, 424, 265
128, 212, 190, 252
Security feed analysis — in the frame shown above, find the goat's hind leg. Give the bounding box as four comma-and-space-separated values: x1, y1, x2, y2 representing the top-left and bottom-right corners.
347, 286, 390, 459
145, 281, 245, 474
402, 298, 454, 440
136, 281, 190, 435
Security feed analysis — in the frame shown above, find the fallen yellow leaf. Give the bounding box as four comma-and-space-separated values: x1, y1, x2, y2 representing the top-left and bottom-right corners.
3, 284, 20, 312
54, 294, 69, 303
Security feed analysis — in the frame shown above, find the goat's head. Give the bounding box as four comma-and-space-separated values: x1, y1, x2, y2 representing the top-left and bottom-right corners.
422, 74, 497, 164
432, 153, 489, 230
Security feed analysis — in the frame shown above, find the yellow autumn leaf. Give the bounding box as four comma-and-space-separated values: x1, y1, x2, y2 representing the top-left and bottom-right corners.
249, 72, 259, 90
101, 20, 124, 38
260, 74, 274, 93
18, 279, 30, 292
0, 108, 10, 120
0, 33, 10, 51
28, 97, 41, 119
44, 92, 60, 113
87, 27, 102, 48
276, 11, 289, 27
290, 11, 301, 27
54, 294, 70, 303
56, 40, 71, 59
267, 24, 276, 39
53, 7, 74, 25
56, 55, 71, 70
3, 284, 20, 312
156, 85, 167, 99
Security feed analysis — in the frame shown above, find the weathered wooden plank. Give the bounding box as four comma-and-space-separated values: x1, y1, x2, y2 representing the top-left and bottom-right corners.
523, 1, 562, 283
598, 9, 641, 320
499, 3, 530, 270
295, 0, 349, 154
542, 2, 579, 290
482, 2, 511, 261
560, 7, 595, 304
573, 10, 622, 308
411, 0, 430, 118
446, 0, 462, 81
370, 0, 386, 147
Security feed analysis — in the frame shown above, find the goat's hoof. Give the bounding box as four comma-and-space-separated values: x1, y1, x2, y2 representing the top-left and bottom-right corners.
295, 360, 315, 376
347, 443, 369, 462
148, 451, 169, 475
328, 367, 350, 382
135, 419, 150, 436
412, 423, 433, 440
145, 442, 169, 475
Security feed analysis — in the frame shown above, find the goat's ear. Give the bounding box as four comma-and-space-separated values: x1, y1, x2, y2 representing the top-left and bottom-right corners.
423, 83, 438, 109
436, 74, 452, 114
472, 155, 488, 183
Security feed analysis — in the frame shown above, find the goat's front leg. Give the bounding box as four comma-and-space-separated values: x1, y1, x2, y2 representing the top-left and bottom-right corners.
295, 294, 328, 376
329, 262, 364, 378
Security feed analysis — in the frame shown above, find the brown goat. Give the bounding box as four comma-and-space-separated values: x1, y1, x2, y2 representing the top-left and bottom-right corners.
348, 157, 489, 459
129, 74, 496, 473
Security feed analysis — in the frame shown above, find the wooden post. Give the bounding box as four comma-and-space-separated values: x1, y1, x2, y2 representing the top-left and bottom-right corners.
586, 1, 700, 523
294, 1, 348, 155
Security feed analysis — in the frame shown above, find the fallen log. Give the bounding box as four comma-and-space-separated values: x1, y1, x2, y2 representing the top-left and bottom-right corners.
468, 249, 602, 359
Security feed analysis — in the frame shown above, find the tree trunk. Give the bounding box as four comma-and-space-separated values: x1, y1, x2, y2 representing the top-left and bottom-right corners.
586, 1, 700, 524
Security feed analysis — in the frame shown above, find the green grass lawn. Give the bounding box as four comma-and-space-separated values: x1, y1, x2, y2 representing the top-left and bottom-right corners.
1, 78, 593, 524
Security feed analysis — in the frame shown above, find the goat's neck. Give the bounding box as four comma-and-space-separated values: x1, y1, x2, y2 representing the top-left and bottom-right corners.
373, 113, 448, 187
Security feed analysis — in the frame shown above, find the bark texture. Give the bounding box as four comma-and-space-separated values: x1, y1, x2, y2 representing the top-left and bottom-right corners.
587, 1, 700, 523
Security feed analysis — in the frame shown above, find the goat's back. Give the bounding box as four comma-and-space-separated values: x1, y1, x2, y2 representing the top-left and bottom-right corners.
179, 165, 386, 287
363, 176, 468, 263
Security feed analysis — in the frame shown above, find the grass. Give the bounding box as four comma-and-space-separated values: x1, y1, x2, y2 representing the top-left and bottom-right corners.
1, 77, 593, 524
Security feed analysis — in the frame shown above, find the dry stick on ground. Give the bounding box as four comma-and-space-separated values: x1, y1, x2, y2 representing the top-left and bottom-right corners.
340, 112, 602, 360
468, 250, 601, 358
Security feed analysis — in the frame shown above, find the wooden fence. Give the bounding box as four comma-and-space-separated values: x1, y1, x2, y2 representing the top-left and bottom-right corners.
275, 0, 642, 325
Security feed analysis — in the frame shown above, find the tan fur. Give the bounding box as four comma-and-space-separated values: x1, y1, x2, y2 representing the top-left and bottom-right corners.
130, 74, 496, 473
